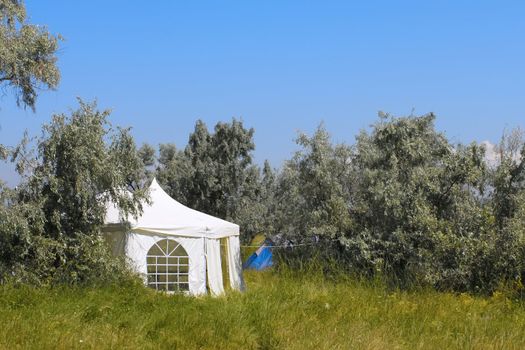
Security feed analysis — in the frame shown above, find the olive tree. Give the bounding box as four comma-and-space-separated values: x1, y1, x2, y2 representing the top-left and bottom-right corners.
347, 113, 489, 289
0, 100, 148, 284
273, 124, 353, 241
156, 119, 267, 241
491, 128, 525, 227
0, 0, 60, 111
477, 128, 525, 293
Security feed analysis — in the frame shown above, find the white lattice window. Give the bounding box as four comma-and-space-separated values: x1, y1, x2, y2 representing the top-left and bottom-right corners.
146, 239, 189, 292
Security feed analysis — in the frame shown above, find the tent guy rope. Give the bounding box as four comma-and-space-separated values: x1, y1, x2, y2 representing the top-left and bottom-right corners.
224, 238, 340, 248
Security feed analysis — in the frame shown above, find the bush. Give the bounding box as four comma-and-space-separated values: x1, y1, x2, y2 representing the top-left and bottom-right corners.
0, 100, 147, 286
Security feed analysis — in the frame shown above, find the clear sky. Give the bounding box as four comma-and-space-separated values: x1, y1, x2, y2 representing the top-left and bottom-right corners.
1, 1, 524, 183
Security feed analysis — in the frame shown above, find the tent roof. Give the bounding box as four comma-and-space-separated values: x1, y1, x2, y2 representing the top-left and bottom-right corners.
105, 179, 239, 238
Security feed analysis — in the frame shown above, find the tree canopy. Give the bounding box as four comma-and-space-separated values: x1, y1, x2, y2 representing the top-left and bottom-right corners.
155, 119, 270, 241
0, 0, 60, 111
268, 114, 525, 294
1, 107, 525, 294
3, 0, 524, 296
0, 100, 148, 284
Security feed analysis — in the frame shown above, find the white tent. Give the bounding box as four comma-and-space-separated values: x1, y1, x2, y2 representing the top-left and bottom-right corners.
103, 178, 245, 296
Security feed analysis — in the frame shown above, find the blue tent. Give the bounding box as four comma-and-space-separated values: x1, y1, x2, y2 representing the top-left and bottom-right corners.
244, 241, 273, 270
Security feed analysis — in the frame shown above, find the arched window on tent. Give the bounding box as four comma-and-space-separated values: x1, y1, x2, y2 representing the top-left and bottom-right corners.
146, 239, 189, 292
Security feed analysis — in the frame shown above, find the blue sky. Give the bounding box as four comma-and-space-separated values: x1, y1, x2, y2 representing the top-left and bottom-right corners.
1, 1, 524, 183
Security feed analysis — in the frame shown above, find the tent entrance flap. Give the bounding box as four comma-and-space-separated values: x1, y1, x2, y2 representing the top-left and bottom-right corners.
227, 236, 245, 290
206, 238, 224, 296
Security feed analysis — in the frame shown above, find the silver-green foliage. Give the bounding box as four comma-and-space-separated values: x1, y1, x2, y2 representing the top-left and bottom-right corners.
272, 124, 353, 241
348, 113, 489, 289
156, 119, 269, 242
272, 113, 525, 294
0, 100, 148, 284
480, 129, 525, 292
0, 0, 60, 110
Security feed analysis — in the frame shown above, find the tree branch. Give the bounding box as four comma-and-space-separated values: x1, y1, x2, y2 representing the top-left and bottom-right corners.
0, 75, 15, 82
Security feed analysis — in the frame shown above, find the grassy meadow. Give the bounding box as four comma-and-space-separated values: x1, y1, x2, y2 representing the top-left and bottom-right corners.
1, 270, 525, 350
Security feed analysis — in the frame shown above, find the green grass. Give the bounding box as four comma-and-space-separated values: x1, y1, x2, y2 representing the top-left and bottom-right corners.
1, 271, 525, 349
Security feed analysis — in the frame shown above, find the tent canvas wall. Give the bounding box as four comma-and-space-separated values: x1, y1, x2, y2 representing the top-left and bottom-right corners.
103, 179, 245, 296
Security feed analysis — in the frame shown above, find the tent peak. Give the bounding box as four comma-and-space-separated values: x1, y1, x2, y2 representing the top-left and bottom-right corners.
150, 177, 161, 189
149, 178, 175, 202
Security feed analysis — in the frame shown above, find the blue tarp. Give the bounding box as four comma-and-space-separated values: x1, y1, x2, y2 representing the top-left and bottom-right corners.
244, 242, 273, 270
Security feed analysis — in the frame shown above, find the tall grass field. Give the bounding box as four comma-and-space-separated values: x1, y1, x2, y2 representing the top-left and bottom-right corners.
1, 270, 525, 349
